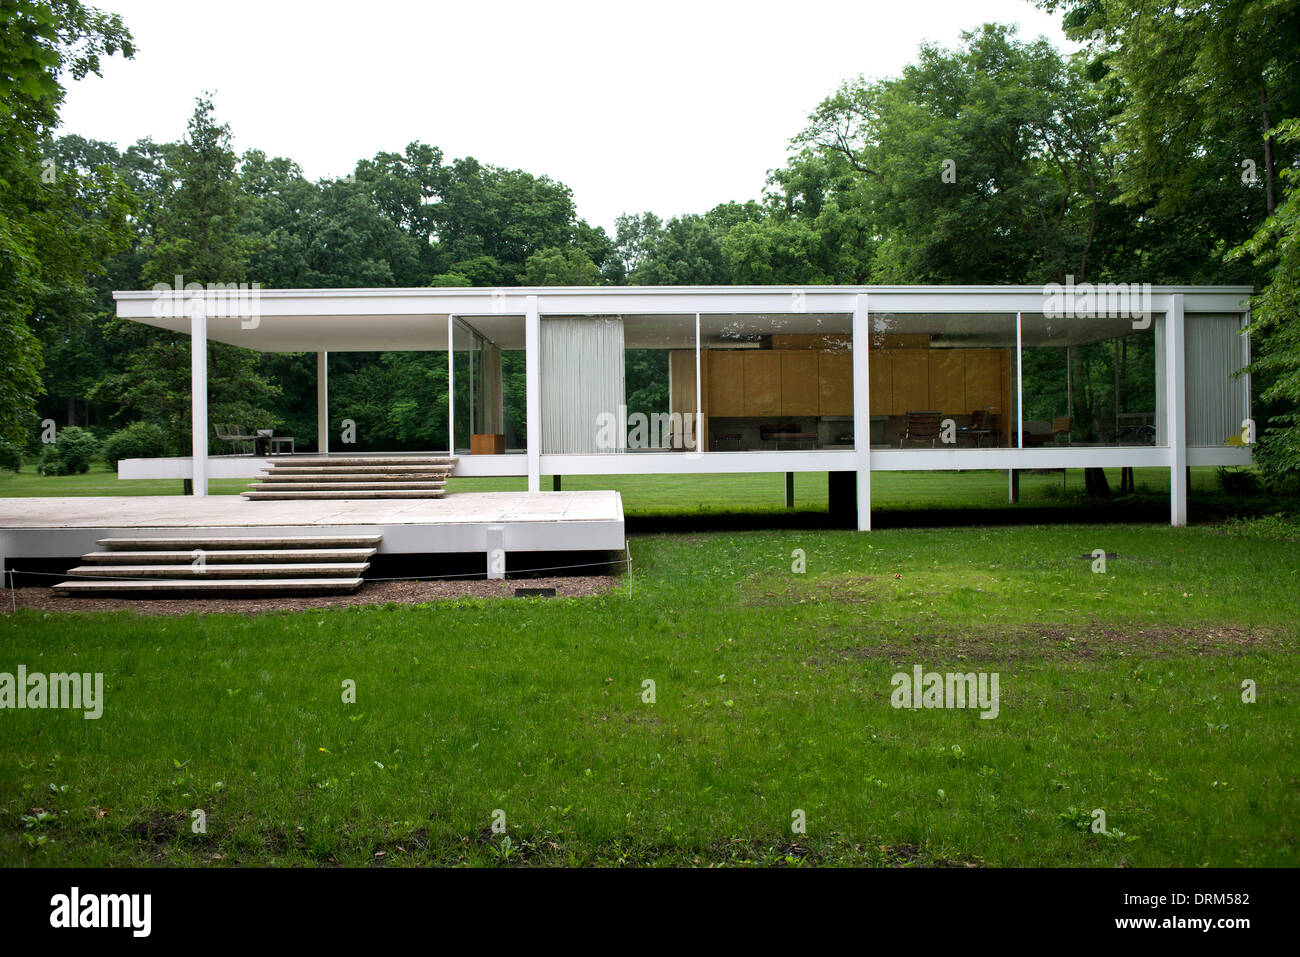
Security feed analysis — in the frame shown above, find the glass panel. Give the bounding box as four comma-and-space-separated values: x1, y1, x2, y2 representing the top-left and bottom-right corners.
1020, 313, 1161, 447
455, 317, 521, 456
700, 313, 852, 451
866, 313, 1016, 448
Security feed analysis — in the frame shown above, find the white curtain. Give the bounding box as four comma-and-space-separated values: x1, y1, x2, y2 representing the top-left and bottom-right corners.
1154, 314, 1166, 447
1186, 315, 1246, 447
478, 341, 503, 434
542, 317, 625, 453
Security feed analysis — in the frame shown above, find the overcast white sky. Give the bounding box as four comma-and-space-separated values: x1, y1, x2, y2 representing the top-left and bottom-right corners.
58, 0, 1069, 234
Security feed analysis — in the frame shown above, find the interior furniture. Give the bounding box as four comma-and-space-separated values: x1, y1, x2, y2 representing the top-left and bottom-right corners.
268, 436, 295, 455
901, 410, 944, 447
959, 409, 995, 446
471, 433, 506, 455
672, 335, 1013, 450
213, 423, 256, 455
759, 425, 818, 450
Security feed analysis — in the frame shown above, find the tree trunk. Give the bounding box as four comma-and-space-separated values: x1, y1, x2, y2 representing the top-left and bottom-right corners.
1084, 467, 1111, 498
1261, 87, 1277, 216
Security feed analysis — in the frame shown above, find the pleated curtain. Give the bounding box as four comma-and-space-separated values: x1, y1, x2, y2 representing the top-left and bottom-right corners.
541, 317, 625, 453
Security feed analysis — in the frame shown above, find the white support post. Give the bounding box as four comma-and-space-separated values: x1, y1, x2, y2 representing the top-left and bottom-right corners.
525, 296, 541, 492
694, 312, 702, 453
1011, 310, 1023, 503
190, 299, 208, 496
447, 315, 455, 456
1168, 294, 1188, 526
852, 294, 871, 530
316, 351, 329, 455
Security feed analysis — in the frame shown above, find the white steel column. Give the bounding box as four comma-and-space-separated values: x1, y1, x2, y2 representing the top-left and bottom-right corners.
694, 312, 702, 452
852, 294, 871, 530
316, 351, 329, 455
447, 315, 455, 456
190, 299, 208, 496
1167, 294, 1188, 526
1011, 310, 1023, 502
525, 295, 541, 492
1015, 312, 1024, 449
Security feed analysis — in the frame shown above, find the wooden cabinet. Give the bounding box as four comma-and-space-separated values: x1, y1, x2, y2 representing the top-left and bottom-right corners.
742, 352, 781, 416
669, 349, 705, 449
890, 351, 930, 413
818, 351, 854, 415
780, 352, 820, 415
707, 351, 745, 417
867, 349, 890, 414
928, 350, 965, 414
964, 350, 1004, 412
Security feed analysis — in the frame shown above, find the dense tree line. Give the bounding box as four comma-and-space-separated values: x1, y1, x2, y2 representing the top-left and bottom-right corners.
2, 0, 1298, 482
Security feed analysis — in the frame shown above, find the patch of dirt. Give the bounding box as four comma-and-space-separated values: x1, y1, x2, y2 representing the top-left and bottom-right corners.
0, 576, 616, 617
836, 624, 1280, 662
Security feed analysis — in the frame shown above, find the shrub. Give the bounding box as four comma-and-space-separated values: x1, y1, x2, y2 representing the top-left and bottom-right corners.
1217, 466, 1263, 495
101, 421, 171, 469
0, 440, 21, 472
37, 426, 99, 476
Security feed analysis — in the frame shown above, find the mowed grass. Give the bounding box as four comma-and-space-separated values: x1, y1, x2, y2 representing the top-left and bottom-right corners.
0, 462, 1236, 516
1, 517, 1297, 866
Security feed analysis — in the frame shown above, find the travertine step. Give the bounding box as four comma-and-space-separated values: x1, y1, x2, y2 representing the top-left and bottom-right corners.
257, 471, 449, 480
65, 563, 371, 579
283, 456, 455, 466
59, 533, 382, 598
265, 465, 454, 474
82, 548, 377, 564
245, 482, 445, 492
53, 578, 364, 596
96, 535, 382, 549
241, 489, 445, 500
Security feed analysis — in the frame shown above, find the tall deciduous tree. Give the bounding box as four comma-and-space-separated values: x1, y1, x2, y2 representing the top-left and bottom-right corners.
0, 0, 134, 448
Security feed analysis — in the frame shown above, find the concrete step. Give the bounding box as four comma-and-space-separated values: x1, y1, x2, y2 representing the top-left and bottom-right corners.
66, 563, 370, 579
53, 578, 364, 596
81, 548, 378, 564
96, 535, 383, 550
241, 490, 445, 500
279, 456, 456, 467
260, 466, 454, 475
246, 482, 446, 491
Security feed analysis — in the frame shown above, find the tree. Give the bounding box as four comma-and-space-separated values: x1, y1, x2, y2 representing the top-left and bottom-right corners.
793, 24, 1116, 285
0, 0, 134, 447
92, 96, 280, 450
1231, 119, 1300, 481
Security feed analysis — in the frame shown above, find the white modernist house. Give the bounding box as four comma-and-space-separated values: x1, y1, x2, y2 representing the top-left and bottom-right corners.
113, 284, 1254, 530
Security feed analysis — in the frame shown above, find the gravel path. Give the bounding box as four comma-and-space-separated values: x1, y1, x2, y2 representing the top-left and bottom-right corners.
0, 576, 616, 616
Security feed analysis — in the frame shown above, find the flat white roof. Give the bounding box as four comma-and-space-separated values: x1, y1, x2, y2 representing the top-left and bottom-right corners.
113, 284, 1254, 353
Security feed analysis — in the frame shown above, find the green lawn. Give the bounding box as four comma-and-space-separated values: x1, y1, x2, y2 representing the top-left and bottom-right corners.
0, 462, 1241, 517
1, 517, 1296, 866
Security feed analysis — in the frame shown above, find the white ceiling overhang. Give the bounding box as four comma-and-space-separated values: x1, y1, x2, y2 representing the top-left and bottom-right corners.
113, 285, 1254, 353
